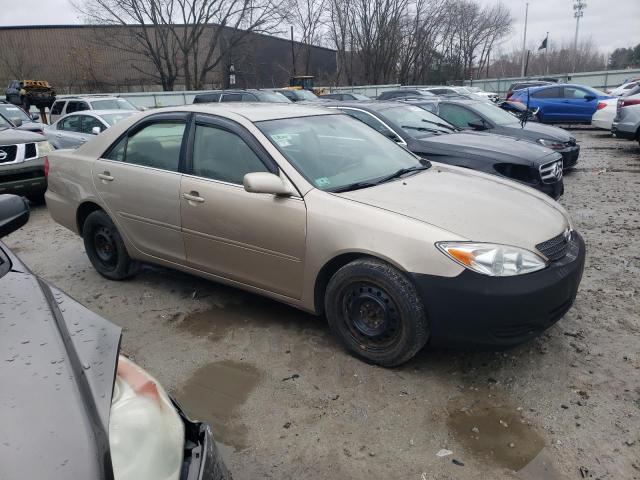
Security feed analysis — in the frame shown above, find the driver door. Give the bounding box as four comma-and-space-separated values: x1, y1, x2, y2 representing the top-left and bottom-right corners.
180, 114, 306, 299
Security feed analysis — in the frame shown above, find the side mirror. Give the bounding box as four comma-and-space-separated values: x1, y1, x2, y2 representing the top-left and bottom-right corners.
31, 113, 39, 121
91, 126, 101, 135
12, 118, 23, 128
0, 194, 30, 238
584, 95, 596, 101
243, 172, 293, 196
468, 119, 487, 130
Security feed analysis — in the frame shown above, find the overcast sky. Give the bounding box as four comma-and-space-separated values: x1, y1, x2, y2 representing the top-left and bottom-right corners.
2, 0, 640, 55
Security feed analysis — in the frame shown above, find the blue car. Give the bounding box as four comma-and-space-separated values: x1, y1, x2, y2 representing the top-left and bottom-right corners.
510, 84, 612, 124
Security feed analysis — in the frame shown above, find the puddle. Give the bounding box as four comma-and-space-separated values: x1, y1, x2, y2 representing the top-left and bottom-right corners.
447, 395, 545, 471
175, 361, 263, 450
176, 294, 323, 341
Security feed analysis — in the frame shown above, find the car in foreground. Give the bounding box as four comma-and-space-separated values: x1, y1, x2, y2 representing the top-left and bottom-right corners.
407, 98, 580, 169
319, 92, 371, 101
329, 101, 565, 198
0, 102, 43, 133
50, 96, 139, 123
193, 89, 290, 104
45, 110, 138, 149
612, 93, 640, 145
5, 79, 56, 110
509, 84, 613, 124
0, 118, 53, 200
0, 194, 231, 480
45, 103, 584, 366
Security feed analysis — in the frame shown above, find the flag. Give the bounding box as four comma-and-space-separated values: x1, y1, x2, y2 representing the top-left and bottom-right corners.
538, 36, 548, 50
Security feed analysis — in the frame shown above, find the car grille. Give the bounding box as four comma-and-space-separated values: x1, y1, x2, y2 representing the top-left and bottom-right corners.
539, 159, 563, 184
24, 143, 37, 159
567, 138, 577, 147
0, 145, 18, 163
536, 231, 570, 261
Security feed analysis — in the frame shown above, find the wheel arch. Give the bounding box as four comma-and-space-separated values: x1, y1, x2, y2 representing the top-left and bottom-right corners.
76, 201, 104, 236
313, 251, 406, 316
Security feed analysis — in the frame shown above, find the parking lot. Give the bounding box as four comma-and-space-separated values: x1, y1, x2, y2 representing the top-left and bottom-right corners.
4, 127, 639, 479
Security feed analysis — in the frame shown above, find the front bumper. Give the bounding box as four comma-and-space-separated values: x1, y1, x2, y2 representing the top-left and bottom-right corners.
611, 121, 637, 140
172, 398, 231, 480
0, 159, 46, 196
412, 232, 585, 348
537, 178, 564, 200
558, 144, 580, 169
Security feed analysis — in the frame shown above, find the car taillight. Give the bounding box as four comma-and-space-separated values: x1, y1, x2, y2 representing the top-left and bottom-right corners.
619, 98, 640, 108
596, 102, 607, 110
44, 157, 49, 177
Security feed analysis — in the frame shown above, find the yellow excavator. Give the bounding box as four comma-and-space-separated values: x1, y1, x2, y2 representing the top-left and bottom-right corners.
286, 76, 328, 96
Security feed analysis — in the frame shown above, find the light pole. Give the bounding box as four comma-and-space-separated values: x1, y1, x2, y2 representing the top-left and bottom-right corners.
573, 0, 587, 72
520, 2, 529, 78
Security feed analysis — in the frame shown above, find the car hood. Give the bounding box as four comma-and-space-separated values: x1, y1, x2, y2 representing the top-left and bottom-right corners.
0, 245, 120, 480
500, 121, 573, 142
338, 164, 569, 249
0, 127, 46, 143
413, 131, 558, 166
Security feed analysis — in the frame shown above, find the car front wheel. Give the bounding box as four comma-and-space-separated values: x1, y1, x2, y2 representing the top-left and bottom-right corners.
325, 258, 429, 367
82, 210, 139, 280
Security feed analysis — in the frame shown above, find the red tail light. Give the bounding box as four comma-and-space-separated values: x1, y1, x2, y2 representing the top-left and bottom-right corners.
44, 156, 49, 177
619, 98, 640, 108
596, 102, 607, 110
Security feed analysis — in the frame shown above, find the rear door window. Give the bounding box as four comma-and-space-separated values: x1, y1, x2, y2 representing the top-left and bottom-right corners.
531, 87, 562, 99
564, 87, 589, 99
58, 115, 82, 132
66, 101, 90, 114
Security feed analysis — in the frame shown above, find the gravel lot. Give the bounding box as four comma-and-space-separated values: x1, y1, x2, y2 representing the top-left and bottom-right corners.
4, 128, 639, 479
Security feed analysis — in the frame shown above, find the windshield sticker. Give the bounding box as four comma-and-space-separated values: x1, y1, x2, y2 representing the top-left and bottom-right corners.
271, 133, 294, 147
314, 177, 331, 188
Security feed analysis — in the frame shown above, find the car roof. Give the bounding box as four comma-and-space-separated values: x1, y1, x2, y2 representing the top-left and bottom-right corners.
324, 100, 406, 112
174, 103, 338, 122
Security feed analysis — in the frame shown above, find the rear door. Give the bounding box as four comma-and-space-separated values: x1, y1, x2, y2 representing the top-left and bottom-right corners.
530, 86, 564, 121
562, 86, 597, 122
180, 114, 306, 298
93, 113, 189, 263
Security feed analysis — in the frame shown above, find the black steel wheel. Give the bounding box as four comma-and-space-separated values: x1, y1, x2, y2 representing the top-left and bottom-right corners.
82, 210, 139, 280
325, 258, 429, 367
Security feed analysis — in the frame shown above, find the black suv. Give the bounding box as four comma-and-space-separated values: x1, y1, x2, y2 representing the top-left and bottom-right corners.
193, 89, 290, 103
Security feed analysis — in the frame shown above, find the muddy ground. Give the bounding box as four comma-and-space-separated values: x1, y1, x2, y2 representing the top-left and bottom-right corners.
4, 128, 640, 479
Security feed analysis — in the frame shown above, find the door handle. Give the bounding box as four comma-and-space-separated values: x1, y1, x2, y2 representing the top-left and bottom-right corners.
182, 191, 205, 203
97, 172, 114, 182
56, 133, 62, 138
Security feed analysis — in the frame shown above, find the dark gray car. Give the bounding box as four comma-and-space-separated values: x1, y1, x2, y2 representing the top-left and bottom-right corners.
407, 98, 580, 169
0, 194, 231, 480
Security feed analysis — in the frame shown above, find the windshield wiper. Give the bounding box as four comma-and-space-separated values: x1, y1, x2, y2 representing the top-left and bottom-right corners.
421, 119, 457, 131
330, 180, 379, 193
377, 163, 430, 184
401, 125, 443, 135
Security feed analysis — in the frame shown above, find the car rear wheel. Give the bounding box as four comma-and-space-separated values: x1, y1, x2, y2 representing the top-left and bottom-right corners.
82, 210, 139, 280
325, 258, 429, 367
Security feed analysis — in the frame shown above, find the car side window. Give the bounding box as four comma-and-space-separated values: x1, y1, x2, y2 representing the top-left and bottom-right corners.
81, 116, 105, 134
51, 101, 65, 115
191, 124, 269, 184
220, 94, 243, 102
437, 104, 482, 129
531, 87, 562, 99
564, 87, 588, 99
123, 122, 185, 171
66, 101, 89, 114
194, 93, 220, 103
58, 115, 82, 132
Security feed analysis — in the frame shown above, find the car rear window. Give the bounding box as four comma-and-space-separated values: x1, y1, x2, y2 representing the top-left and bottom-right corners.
90, 99, 136, 110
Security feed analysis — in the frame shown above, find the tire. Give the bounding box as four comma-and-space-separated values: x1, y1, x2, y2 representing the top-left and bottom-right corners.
82, 210, 139, 280
324, 258, 429, 367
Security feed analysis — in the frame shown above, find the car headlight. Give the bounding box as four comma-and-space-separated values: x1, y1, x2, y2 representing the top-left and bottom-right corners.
109, 355, 184, 480
436, 242, 547, 276
537, 138, 566, 150
35, 140, 54, 158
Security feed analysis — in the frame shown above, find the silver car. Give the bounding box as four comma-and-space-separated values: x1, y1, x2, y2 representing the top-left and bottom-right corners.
612, 93, 640, 145
46, 110, 138, 149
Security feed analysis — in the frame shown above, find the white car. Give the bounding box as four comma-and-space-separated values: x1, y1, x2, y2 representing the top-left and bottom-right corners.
606, 81, 639, 97
591, 98, 618, 131
466, 86, 500, 103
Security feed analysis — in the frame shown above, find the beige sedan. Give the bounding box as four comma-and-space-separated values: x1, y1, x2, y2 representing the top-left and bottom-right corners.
45, 104, 585, 366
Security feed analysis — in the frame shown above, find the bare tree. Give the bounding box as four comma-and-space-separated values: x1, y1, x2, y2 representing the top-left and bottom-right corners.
288, 0, 327, 74
0, 37, 36, 79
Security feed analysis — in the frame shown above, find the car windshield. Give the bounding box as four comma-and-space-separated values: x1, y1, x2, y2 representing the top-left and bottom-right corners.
352, 93, 370, 100
257, 91, 292, 102
257, 114, 426, 192
90, 98, 137, 110
470, 102, 521, 125
0, 115, 10, 130
100, 112, 136, 126
294, 90, 319, 101
381, 105, 456, 137
581, 86, 607, 97
0, 104, 30, 122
